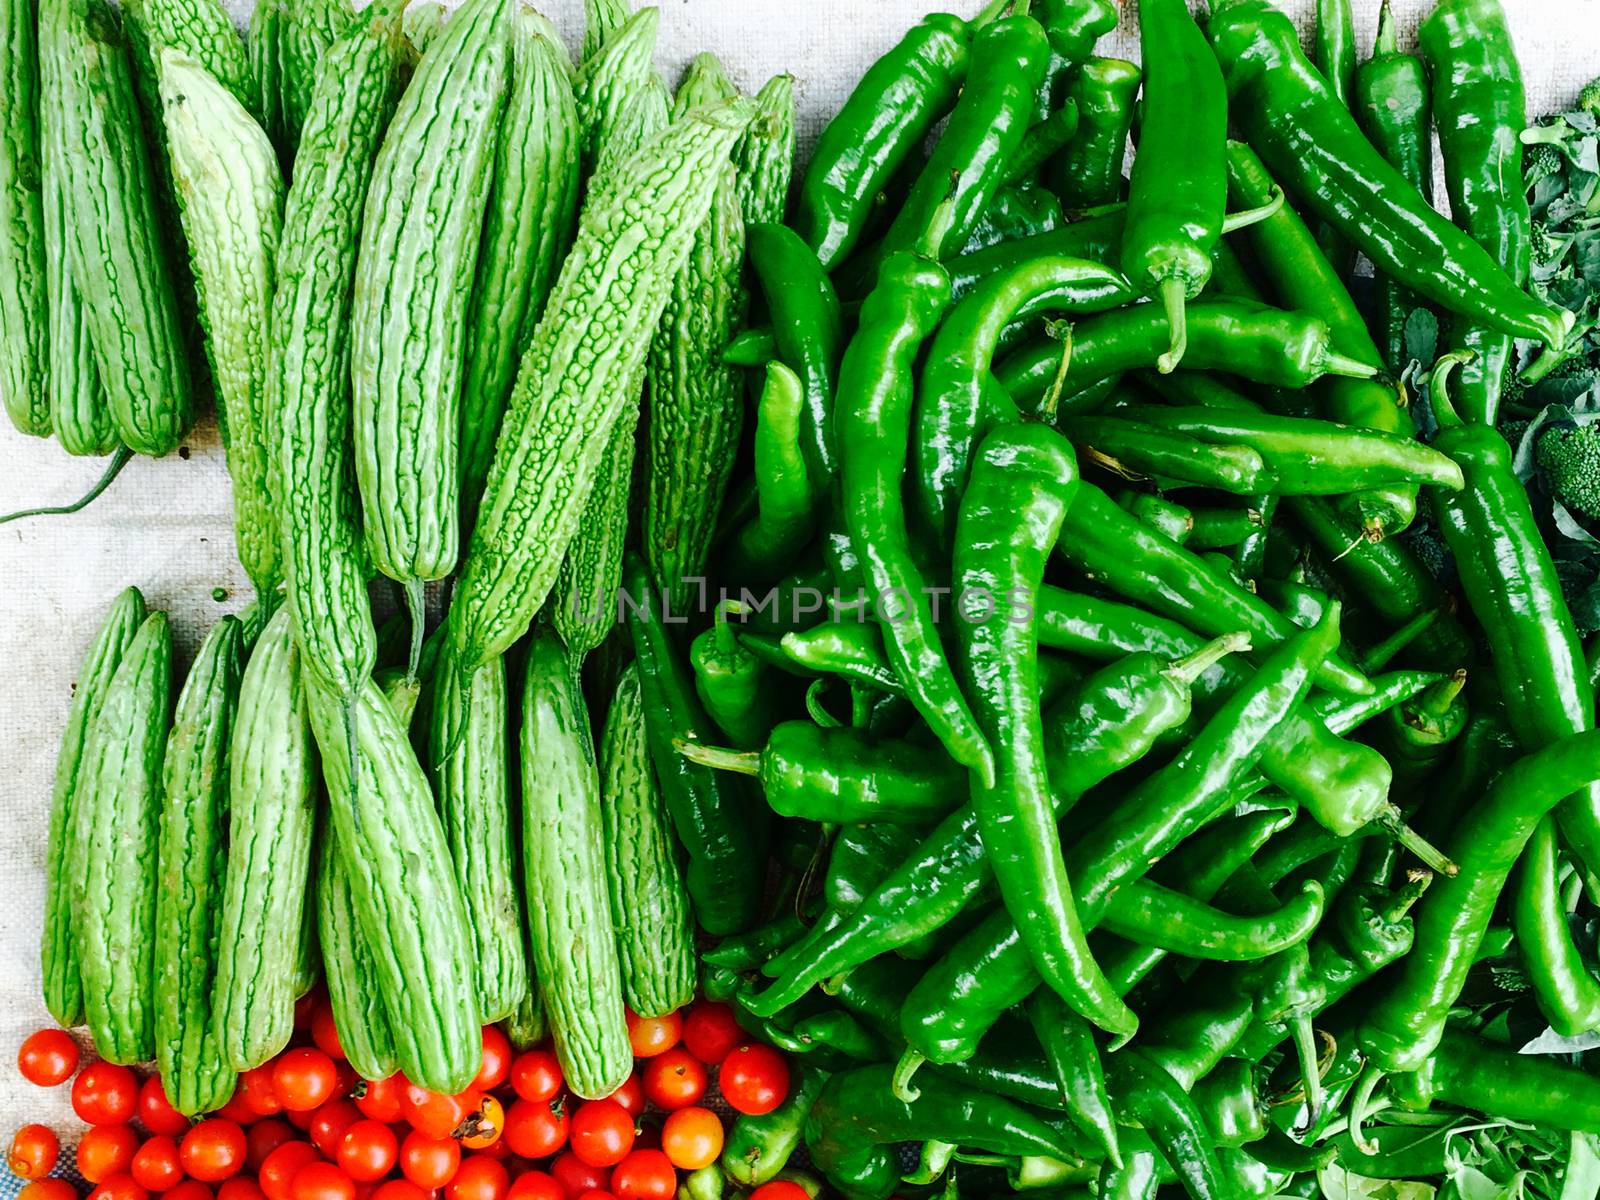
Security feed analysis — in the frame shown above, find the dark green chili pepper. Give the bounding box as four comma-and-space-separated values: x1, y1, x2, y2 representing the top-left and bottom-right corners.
879, 15, 1050, 262
1108, 1051, 1230, 1200
1100, 878, 1325, 963
793, 1011, 892, 1062
747, 224, 844, 506
1382, 669, 1469, 782
1036, 0, 1117, 66
825, 822, 930, 914
1057, 483, 1373, 695
1120, 0, 1231, 371
1353, 2, 1433, 374
837, 251, 992, 783
779, 622, 903, 697
1360, 728, 1600, 1071
960, 183, 1066, 253
1419, 0, 1531, 428
897, 610, 1340, 1071
704, 913, 812, 972
691, 605, 780, 750
1311, 669, 1445, 737
720, 364, 815, 587
1027, 990, 1119, 1168
1117, 491, 1194, 545
625, 554, 764, 936
948, 210, 1127, 302
794, 14, 973, 269
1222, 141, 1417, 536
1065, 415, 1277, 495
679, 721, 964, 825
1513, 814, 1600, 1037
914, 255, 1137, 547
1000, 299, 1377, 412
954, 422, 1133, 1041
746, 635, 1241, 1017
1356, 610, 1447, 675
1423, 1026, 1600, 1135
724, 327, 778, 367
803, 1065, 1081, 1200
1207, 0, 1570, 350
1001, 107, 1080, 189
1047, 57, 1140, 209
1097, 1133, 1160, 1200
1192, 1058, 1267, 1147
1313, 0, 1354, 108
723, 1065, 829, 1188
1187, 506, 1263, 550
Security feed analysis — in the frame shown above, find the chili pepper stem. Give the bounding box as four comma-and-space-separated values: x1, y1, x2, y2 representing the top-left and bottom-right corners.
1374, 0, 1397, 55
973, 0, 1013, 26
892, 1047, 927, 1102
1163, 631, 1252, 686
674, 736, 762, 777
1428, 350, 1476, 430
1379, 806, 1459, 876
1357, 605, 1443, 673
805, 680, 844, 729
1321, 351, 1381, 379
403, 578, 425, 683
1385, 870, 1434, 922
1219, 185, 1287, 235
1039, 321, 1074, 420
712, 601, 747, 658
849, 686, 873, 729
904, 1141, 956, 1186
1411, 669, 1468, 724
1347, 1066, 1387, 1154
1289, 1015, 1325, 1133
1155, 277, 1189, 374
0, 446, 134, 528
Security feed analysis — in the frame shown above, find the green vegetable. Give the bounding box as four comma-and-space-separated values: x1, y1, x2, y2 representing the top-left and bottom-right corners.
41, 586, 144, 1029
504, 981, 548, 1050
0, 0, 49, 438
316, 827, 399, 1082
279, 0, 353, 145
73, 610, 171, 1065
733, 72, 795, 227
519, 625, 632, 1100
600, 665, 696, 1019
154, 616, 242, 1115
213, 608, 318, 1071
1537, 423, 1600, 521
246, 0, 284, 147
580, 0, 629, 64
160, 48, 283, 597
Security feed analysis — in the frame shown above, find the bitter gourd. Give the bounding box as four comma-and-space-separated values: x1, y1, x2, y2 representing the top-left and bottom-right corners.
520, 625, 632, 1099
505, 982, 548, 1051
0, 0, 50, 438
733, 72, 795, 228
445, 99, 754, 672
307, 671, 481, 1093
458, 4, 580, 540
400, 0, 443, 64
279, 0, 353, 146
41, 586, 144, 1028
155, 615, 242, 1115
247, 0, 285, 150
59, 0, 193, 457
161, 48, 284, 597
72, 610, 171, 1064
124, 0, 256, 125
213, 607, 318, 1071
600, 665, 696, 1018
573, 6, 654, 167
351, 0, 508, 645
317, 826, 398, 1082
272, 0, 403, 700
581, 0, 629, 64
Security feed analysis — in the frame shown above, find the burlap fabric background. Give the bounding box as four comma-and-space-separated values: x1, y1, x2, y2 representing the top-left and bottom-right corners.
2, 0, 1596, 1156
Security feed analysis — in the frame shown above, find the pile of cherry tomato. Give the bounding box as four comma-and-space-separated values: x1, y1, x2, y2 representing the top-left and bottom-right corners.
9, 995, 795, 1200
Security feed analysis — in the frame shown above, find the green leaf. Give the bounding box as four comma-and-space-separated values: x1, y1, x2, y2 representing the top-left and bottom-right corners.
1320, 1159, 1438, 1200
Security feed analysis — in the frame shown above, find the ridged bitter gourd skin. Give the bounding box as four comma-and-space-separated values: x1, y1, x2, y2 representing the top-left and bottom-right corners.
272, 0, 403, 700
279, 0, 353, 147
580, 0, 629, 65
520, 626, 632, 1099
124, 0, 257, 129
41, 586, 144, 1028
600, 665, 696, 1018
573, 6, 654, 171
161, 48, 284, 597
59, 0, 193, 457
246, 0, 285, 150
213, 607, 319, 1071
72, 610, 172, 1064
317, 823, 400, 1082
733, 72, 795, 228
0, 0, 51, 438
350, 0, 508, 594
155, 615, 243, 1116
446, 99, 754, 672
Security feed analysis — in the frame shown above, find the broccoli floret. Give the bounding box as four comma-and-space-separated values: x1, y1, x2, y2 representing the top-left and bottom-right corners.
1537, 423, 1600, 520
1580, 76, 1600, 116
1532, 219, 1568, 269
1527, 143, 1564, 190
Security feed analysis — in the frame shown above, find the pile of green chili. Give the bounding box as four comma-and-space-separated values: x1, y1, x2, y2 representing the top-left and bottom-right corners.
659, 0, 1600, 1195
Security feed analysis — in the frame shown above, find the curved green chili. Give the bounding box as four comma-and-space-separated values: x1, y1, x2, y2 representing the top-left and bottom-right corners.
1108, 1051, 1230, 1200
720, 363, 814, 586
949, 210, 1127, 301
692, 605, 781, 750
1100, 879, 1325, 962
1065, 416, 1277, 495
1027, 990, 1120, 1168
1513, 813, 1600, 1037
1047, 57, 1139, 209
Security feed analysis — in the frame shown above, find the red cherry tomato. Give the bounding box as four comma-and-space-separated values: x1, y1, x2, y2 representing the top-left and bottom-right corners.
308, 1101, 361, 1158
165, 1181, 214, 1200
747, 1184, 809, 1200
89, 1174, 151, 1200
502, 1097, 568, 1160
623, 1013, 681, 1061
445, 1156, 508, 1200
235, 1067, 284, 1120
658, 1108, 721, 1173
398, 1131, 460, 1191
549, 1154, 607, 1200
678, 1004, 742, 1067
284, 1108, 316, 1134
17, 1028, 79, 1086
20, 1181, 78, 1200
79, 1124, 141, 1182
504, 1171, 562, 1200
137, 1078, 193, 1138
335, 1121, 398, 1183
74, 1063, 141, 1125
309, 1005, 345, 1061
608, 1150, 675, 1200
246, 1119, 295, 1172
567, 1102, 634, 1170
576, 1192, 618, 1200
371, 1184, 428, 1200
8, 1123, 60, 1180
717, 1045, 789, 1116
259, 1143, 323, 1200
460, 1096, 505, 1152
179, 1120, 248, 1184
402, 1085, 480, 1140
273, 1050, 340, 1114
508, 1051, 562, 1106
351, 1076, 403, 1124
640, 1050, 706, 1113
290, 1161, 355, 1200
131, 1135, 186, 1192
471, 1028, 508, 1093
605, 1076, 643, 1119
218, 1180, 266, 1200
